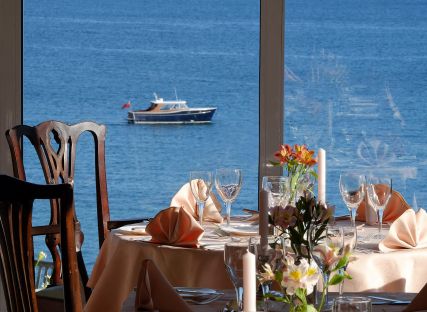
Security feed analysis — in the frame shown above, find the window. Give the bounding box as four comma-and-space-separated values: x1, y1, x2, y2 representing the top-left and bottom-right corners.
284, 0, 427, 214
24, 0, 260, 269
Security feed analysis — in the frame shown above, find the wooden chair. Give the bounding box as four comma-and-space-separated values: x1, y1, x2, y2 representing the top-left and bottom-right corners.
6, 120, 148, 301
0, 175, 83, 312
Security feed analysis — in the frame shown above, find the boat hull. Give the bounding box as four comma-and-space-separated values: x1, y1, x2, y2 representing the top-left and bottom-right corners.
128, 108, 216, 124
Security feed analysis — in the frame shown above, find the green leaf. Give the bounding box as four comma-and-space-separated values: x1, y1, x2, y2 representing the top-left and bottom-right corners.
333, 255, 349, 271
306, 304, 318, 312
275, 270, 283, 283
344, 271, 353, 280
310, 171, 318, 179
328, 274, 345, 286
295, 288, 307, 305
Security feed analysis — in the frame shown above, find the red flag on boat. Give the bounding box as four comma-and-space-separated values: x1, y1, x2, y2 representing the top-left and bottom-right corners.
121, 101, 131, 109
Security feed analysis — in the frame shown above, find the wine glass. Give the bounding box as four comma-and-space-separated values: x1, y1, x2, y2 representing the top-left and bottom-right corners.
309, 225, 344, 311
339, 173, 365, 227
189, 171, 213, 227
215, 168, 242, 226
366, 176, 392, 238
224, 237, 258, 312
338, 226, 357, 296
256, 236, 285, 312
261, 176, 291, 208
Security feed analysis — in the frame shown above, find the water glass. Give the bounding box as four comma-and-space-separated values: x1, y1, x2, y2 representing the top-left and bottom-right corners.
309, 225, 344, 311
338, 226, 357, 296
333, 296, 372, 312
189, 171, 213, 227
261, 176, 291, 208
224, 237, 258, 312
366, 176, 392, 238
215, 168, 242, 225
339, 173, 365, 227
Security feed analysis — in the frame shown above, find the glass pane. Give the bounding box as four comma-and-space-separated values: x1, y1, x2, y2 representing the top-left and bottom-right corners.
24, 0, 259, 269
284, 0, 426, 214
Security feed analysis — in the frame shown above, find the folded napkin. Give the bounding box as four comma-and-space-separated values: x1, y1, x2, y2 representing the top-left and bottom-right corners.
356, 187, 410, 223
146, 206, 204, 247
170, 181, 223, 223
135, 259, 192, 312
403, 282, 427, 312
379, 209, 427, 252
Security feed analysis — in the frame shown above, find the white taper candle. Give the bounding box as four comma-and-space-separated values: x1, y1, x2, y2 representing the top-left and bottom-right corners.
243, 249, 256, 312
318, 148, 326, 204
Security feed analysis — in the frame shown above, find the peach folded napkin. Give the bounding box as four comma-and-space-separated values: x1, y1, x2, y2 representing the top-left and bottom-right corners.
170, 181, 223, 223
135, 259, 192, 312
379, 209, 427, 252
146, 206, 204, 247
357, 187, 410, 223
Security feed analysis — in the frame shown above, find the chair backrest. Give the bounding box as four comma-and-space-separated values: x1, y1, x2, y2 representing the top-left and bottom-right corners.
0, 175, 83, 312
6, 121, 110, 291
6, 120, 110, 247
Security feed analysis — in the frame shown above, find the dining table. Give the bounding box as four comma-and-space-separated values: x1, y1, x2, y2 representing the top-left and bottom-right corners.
85, 217, 427, 312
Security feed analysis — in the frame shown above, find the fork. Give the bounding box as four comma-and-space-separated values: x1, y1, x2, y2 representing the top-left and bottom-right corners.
185, 293, 223, 305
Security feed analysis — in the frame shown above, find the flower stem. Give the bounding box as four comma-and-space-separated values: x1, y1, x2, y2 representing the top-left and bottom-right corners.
318, 272, 329, 311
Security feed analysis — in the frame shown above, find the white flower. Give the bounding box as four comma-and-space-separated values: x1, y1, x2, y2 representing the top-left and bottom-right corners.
37, 251, 47, 262
313, 243, 340, 271
259, 263, 275, 284
281, 257, 320, 296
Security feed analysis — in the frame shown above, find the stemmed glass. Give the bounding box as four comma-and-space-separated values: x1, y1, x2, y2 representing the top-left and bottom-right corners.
366, 176, 392, 238
262, 176, 291, 208
339, 173, 366, 227
309, 225, 344, 311
189, 171, 213, 227
215, 168, 242, 226
224, 237, 258, 312
338, 226, 357, 296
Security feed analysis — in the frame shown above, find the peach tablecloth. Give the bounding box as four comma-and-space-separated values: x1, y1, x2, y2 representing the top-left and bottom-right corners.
85, 220, 427, 312
85, 223, 233, 312
337, 221, 427, 293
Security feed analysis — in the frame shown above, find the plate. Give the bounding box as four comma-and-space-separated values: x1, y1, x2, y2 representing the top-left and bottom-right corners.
218, 222, 258, 236
115, 222, 147, 235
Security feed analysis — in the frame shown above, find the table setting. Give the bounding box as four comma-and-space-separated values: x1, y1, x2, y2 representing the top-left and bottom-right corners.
85, 145, 427, 312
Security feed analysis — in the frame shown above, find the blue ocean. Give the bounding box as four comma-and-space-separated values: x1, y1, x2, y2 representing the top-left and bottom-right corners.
24, 0, 427, 270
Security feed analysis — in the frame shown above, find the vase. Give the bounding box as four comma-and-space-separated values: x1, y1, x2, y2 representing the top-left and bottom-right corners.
288, 173, 313, 205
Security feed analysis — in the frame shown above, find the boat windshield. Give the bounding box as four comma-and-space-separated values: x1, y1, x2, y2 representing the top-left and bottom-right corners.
159, 103, 189, 110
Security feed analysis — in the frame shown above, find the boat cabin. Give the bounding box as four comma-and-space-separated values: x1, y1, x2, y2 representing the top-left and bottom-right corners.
146, 99, 189, 112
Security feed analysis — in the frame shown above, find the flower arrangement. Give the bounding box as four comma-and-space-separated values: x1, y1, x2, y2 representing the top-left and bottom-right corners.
259, 243, 351, 312
263, 144, 351, 311
269, 194, 333, 259
270, 144, 318, 203
35, 251, 51, 289
263, 195, 351, 311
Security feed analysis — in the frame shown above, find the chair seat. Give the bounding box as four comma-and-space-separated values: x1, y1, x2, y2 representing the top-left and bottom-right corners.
36, 281, 86, 312
36, 285, 64, 300
36, 286, 65, 312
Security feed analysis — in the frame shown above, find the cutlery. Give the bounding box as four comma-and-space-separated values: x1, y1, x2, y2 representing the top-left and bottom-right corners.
185, 293, 223, 305
175, 287, 223, 295
372, 300, 411, 305
368, 295, 411, 305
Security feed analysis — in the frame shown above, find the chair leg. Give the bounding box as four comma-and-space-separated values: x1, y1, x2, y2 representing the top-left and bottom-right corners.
77, 251, 92, 301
